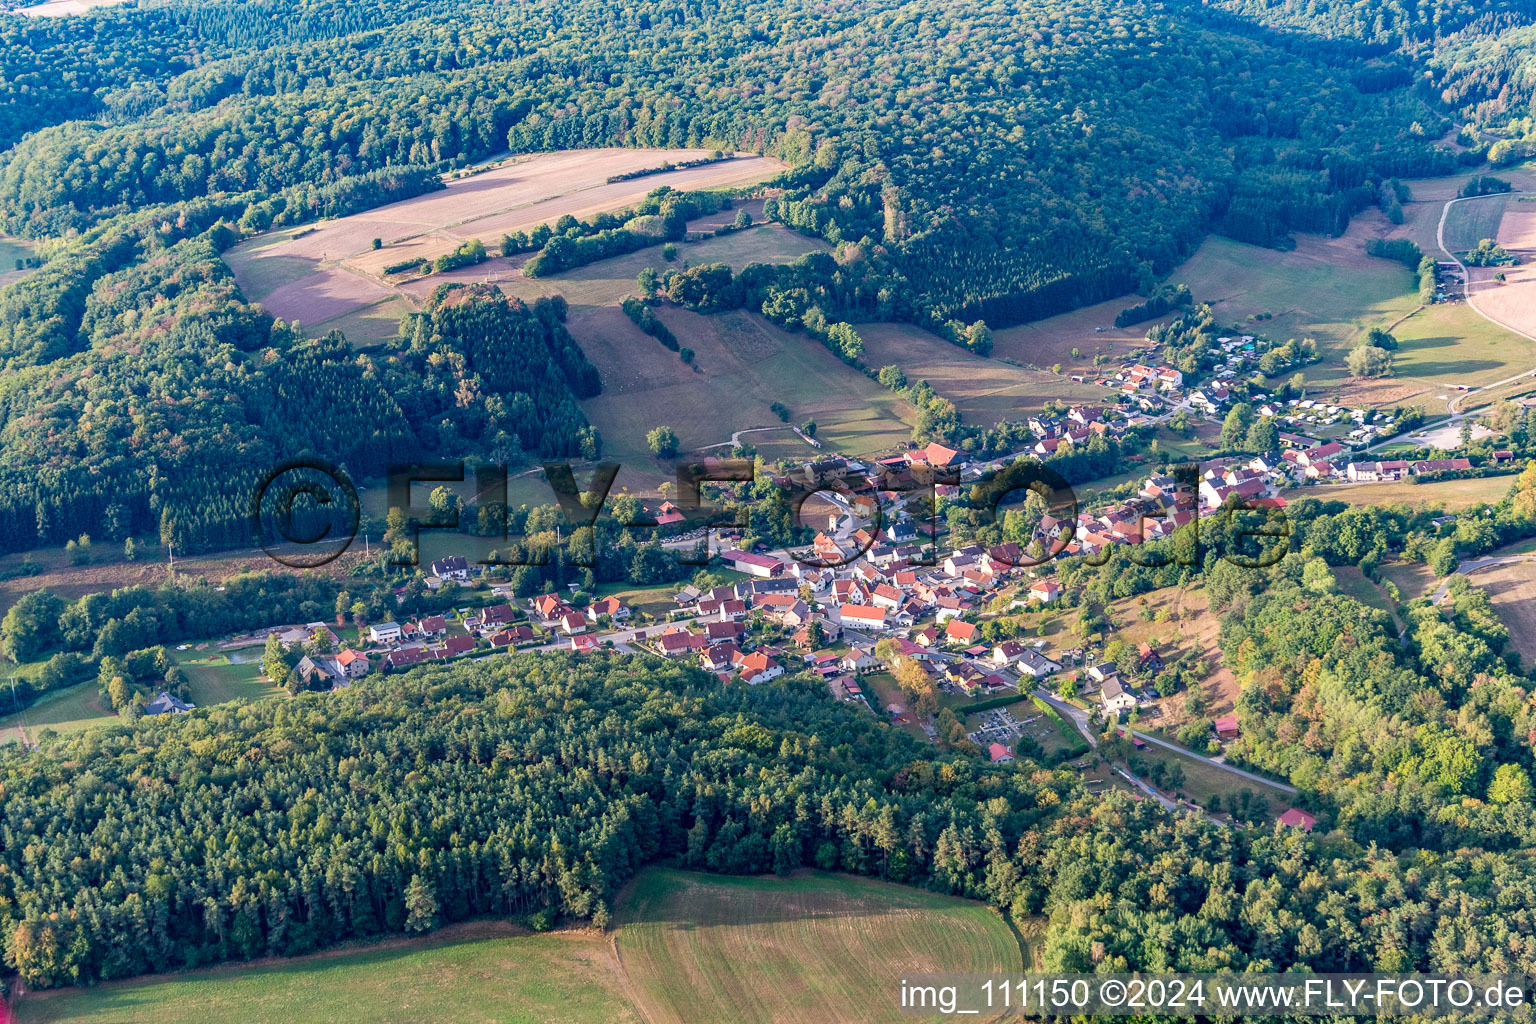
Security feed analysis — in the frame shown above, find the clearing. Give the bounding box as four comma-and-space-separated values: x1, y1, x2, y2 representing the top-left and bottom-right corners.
14, 869, 1028, 1024
12, 922, 637, 1024
225, 149, 784, 337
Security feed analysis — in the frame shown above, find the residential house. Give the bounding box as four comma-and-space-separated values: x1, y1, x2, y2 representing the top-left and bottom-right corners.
144, 692, 194, 715
944, 618, 978, 645
1214, 714, 1239, 740
1014, 647, 1063, 679
1277, 807, 1318, 831
1027, 579, 1063, 604
839, 604, 888, 630
700, 644, 742, 672
737, 651, 784, 685
368, 622, 402, 645
658, 630, 706, 657
988, 742, 1015, 763
489, 625, 536, 647
1411, 458, 1472, 476
384, 647, 432, 671
429, 555, 472, 581
705, 620, 746, 645
438, 635, 475, 658
1100, 677, 1137, 715
588, 596, 630, 620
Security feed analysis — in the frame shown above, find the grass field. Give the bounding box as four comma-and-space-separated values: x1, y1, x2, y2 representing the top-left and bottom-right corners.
615, 869, 1026, 1024
15, 869, 1027, 1024
13, 923, 637, 1024
0, 675, 110, 745
1380, 559, 1438, 603
1442, 193, 1510, 254
1333, 565, 1401, 629
176, 650, 276, 705
1170, 233, 1419, 364
858, 322, 1112, 428
0, 234, 38, 288
1160, 220, 1536, 417
1127, 742, 1281, 820
1326, 474, 1515, 509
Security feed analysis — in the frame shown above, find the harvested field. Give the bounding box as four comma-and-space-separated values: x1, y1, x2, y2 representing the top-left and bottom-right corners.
1442, 193, 1510, 254
1463, 197, 1536, 346
226, 149, 783, 329
1325, 474, 1516, 509
1465, 559, 1536, 668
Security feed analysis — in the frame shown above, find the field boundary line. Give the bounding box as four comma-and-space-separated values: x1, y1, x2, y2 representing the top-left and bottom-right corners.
1437, 191, 1536, 414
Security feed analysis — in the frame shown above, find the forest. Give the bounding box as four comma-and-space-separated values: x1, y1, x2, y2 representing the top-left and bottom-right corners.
5, 651, 1536, 991
0, 0, 1532, 558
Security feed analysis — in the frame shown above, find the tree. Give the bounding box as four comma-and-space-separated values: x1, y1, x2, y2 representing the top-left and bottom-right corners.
636, 266, 658, 299
262, 633, 291, 684
1489, 763, 1534, 804
1347, 343, 1393, 378
1245, 417, 1278, 454
733, 208, 752, 229
801, 419, 818, 438
1220, 403, 1253, 449
646, 426, 680, 458
1302, 557, 1335, 594
1, 590, 64, 662
403, 874, 438, 933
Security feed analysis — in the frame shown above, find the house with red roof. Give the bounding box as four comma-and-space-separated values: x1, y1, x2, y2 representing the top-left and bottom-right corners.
944, 619, 978, 644
1277, 807, 1318, 831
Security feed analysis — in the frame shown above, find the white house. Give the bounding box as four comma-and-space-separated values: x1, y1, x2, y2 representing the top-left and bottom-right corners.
368, 622, 402, 645
1101, 677, 1137, 715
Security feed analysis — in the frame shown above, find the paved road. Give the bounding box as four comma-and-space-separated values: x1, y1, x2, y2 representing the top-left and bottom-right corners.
1032, 687, 1098, 749
1437, 192, 1536, 417
1431, 553, 1536, 603
1129, 727, 1296, 794
1031, 686, 1296, 794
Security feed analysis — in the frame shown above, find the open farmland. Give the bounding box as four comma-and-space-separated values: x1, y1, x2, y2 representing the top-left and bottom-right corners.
225, 149, 784, 333
578, 305, 912, 474
12, 922, 638, 1024
1463, 197, 1536, 349
1442, 193, 1511, 254
615, 869, 1027, 1024
1464, 560, 1536, 668
1325, 474, 1517, 509
14, 870, 1026, 1024
990, 292, 1164, 372
1168, 231, 1419, 386
859, 322, 1113, 427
